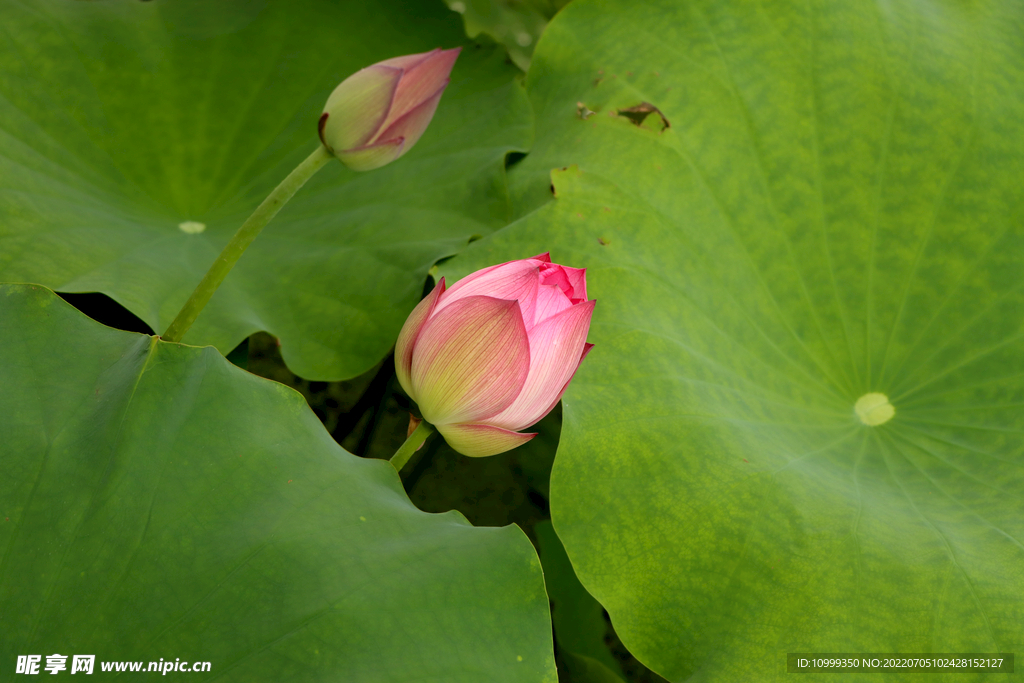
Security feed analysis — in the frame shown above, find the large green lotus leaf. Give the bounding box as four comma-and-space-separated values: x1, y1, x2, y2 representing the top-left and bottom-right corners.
535, 521, 625, 683
0, 0, 531, 380
442, 0, 1024, 679
0, 284, 555, 682
444, 0, 571, 71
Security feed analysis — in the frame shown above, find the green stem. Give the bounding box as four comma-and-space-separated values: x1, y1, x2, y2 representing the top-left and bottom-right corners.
390, 421, 433, 472
162, 144, 333, 343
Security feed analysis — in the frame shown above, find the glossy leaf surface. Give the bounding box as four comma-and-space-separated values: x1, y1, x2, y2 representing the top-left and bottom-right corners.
0, 284, 555, 682
0, 0, 531, 380
444, 0, 1024, 678
535, 521, 625, 683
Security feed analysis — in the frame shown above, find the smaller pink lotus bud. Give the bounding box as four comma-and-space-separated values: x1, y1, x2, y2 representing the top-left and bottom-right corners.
395, 254, 595, 458
318, 47, 461, 172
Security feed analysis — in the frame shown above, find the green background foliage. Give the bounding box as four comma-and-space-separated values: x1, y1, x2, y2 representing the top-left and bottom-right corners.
443, 0, 1024, 679
4, 0, 1024, 680
0, 0, 531, 380
445, 0, 572, 70
0, 284, 556, 682
536, 521, 626, 683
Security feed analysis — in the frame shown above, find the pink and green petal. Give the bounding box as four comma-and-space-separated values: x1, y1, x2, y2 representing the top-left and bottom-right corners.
489, 300, 595, 431
437, 423, 537, 458
538, 263, 569, 291
320, 65, 401, 152
410, 295, 530, 426
534, 342, 594, 421
382, 47, 461, 131
563, 267, 588, 302
533, 283, 574, 327
438, 260, 541, 324
395, 277, 446, 398
335, 136, 406, 172
375, 84, 446, 151
580, 341, 595, 363
539, 263, 587, 303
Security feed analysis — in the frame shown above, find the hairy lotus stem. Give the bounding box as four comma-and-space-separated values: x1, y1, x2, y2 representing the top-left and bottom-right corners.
162, 144, 333, 343
390, 420, 433, 472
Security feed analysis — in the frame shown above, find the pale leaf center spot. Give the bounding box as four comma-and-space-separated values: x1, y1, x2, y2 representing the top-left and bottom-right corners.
179, 221, 206, 234
855, 393, 895, 426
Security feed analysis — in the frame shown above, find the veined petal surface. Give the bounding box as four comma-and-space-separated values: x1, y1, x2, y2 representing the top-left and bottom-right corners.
438, 259, 543, 324
411, 295, 530, 426
335, 137, 406, 172
533, 283, 575, 326
490, 300, 595, 431
383, 47, 462, 132
550, 265, 588, 303
437, 422, 538, 458
321, 65, 401, 152
376, 85, 447, 151
395, 277, 446, 398
534, 342, 595, 425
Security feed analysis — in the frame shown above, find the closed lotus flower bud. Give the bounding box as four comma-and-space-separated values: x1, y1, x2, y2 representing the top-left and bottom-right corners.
318, 47, 461, 172
395, 254, 595, 457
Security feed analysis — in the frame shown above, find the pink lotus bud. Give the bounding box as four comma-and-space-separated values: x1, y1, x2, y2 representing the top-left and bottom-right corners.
395, 254, 595, 457
318, 47, 461, 172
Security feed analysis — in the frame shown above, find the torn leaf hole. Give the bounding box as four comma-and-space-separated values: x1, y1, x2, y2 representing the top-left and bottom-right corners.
616, 102, 670, 132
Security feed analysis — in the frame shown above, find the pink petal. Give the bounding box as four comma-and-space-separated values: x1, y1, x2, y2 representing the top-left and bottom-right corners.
373, 83, 446, 151
533, 283, 574, 327
538, 264, 569, 291
488, 300, 595, 431
437, 260, 541, 326
432, 255, 546, 299
539, 263, 588, 303
395, 277, 446, 399
335, 136, 406, 172
437, 423, 537, 458
320, 65, 402, 152
410, 295, 530, 426
381, 47, 461, 132
563, 267, 588, 303
534, 342, 594, 420
529, 252, 552, 263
